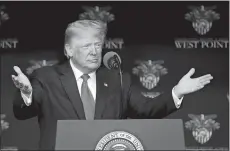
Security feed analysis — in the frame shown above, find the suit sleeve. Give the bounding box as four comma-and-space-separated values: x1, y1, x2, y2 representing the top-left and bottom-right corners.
125, 73, 179, 119
13, 70, 44, 120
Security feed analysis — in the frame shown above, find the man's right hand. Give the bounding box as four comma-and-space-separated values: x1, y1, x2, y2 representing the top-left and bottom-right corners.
12, 66, 32, 97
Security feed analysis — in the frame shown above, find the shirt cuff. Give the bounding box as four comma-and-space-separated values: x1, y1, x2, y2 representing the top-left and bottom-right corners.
172, 86, 183, 109
21, 91, 32, 106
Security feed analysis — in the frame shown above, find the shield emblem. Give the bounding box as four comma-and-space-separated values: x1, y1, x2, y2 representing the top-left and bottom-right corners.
192, 128, 212, 144
140, 74, 160, 90
192, 19, 212, 35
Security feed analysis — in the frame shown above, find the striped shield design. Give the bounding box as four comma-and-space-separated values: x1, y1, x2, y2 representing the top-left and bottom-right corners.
192, 128, 212, 144
192, 19, 212, 35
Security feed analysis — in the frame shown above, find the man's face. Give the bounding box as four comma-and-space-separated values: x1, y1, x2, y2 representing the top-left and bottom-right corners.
68, 28, 104, 73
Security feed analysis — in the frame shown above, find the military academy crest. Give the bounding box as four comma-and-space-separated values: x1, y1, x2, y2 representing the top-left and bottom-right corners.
79, 6, 115, 23
26, 60, 59, 75
132, 60, 168, 98
185, 114, 220, 144
185, 5, 220, 35
0, 5, 9, 27
79, 6, 124, 50
95, 131, 144, 150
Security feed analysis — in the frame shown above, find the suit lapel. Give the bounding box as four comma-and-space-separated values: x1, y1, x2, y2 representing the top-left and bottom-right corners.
94, 68, 110, 119
57, 62, 112, 120
58, 62, 86, 119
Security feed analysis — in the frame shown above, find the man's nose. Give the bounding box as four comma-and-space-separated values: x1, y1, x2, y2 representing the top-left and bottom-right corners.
90, 45, 97, 55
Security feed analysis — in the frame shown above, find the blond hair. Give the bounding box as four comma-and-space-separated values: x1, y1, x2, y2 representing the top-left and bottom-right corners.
64, 20, 107, 59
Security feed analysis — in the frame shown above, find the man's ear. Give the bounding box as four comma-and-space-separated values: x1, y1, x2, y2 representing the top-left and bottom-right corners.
64, 44, 73, 58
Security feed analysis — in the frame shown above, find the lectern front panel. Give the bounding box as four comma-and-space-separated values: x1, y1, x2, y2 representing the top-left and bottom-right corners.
55, 119, 185, 150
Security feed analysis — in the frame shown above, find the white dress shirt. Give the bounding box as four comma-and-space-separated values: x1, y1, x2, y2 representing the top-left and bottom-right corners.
69, 59, 97, 101
21, 60, 183, 108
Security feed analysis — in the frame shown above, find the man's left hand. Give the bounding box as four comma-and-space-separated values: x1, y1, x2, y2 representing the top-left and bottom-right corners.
174, 68, 213, 98
0, 114, 9, 135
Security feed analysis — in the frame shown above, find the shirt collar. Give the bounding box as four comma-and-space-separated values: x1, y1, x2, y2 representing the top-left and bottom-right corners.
69, 59, 96, 81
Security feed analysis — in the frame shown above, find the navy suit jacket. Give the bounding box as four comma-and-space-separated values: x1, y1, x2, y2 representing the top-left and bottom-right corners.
13, 61, 178, 150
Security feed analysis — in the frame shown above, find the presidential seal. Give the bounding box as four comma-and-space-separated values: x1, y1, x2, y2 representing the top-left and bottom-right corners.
95, 131, 144, 150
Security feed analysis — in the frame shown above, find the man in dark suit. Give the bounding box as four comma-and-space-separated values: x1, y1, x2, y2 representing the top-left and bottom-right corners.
12, 20, 213, 150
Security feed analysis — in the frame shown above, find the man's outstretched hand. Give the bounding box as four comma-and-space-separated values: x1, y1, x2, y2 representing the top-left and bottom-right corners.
0, 114, 9, 135
174, 68, 213, 98
12, 66, 32, 97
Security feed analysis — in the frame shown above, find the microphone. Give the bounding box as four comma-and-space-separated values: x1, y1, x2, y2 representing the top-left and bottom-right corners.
103, 51, 124, 119
103, 51, 122, 70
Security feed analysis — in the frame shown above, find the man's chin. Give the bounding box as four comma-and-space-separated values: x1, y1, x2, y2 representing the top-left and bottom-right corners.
86, 63, 101, 71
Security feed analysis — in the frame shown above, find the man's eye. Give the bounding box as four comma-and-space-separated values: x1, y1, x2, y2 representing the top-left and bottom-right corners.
95, 43, 102, 47
82, 45, 89, 49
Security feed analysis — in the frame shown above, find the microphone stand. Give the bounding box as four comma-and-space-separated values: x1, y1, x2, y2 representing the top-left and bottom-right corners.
114, 55, 124, 119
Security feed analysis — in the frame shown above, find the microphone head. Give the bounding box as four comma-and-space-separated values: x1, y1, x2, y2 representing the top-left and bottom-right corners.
103, 51, 122, 69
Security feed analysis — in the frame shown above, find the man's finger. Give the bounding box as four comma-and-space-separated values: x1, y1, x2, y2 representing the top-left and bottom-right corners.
12, 76, 19, 84
185, 68, 195, 78
199, 77, 213, 83
0, 114, 6, 119
18, 82, 24, 88
13, 66, 23, 75
12, 76, 17, 84
12, 78, 19, 85
24, 85, 29, 90
200, 80, 211, 85
196, 85, 204, 90
12, 75, 17, 83
12, 76, 22, 89
198, 74, 213, 81
12, 75, 17, 79
199, 76, 213, 82
199, 74, 213, 79
2, 121, 9, 127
